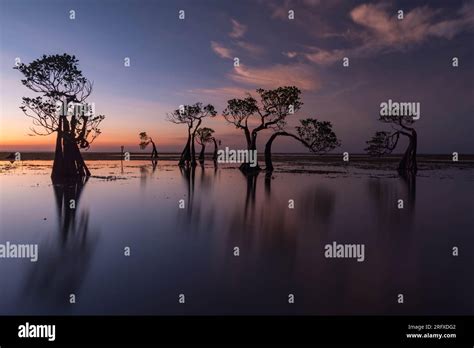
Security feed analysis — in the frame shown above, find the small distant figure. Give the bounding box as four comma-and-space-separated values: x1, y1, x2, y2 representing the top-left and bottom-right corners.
139, 132, 158, 159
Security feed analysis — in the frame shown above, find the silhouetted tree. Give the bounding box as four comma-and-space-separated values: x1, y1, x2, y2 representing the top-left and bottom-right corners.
167, 103, 216, 167
223, 86, 302, 172
139, 132, 158, 159
14, 54, 104, 181
265, 118, 340, 172
365, 114, 418, 175
195, 127, 215, 164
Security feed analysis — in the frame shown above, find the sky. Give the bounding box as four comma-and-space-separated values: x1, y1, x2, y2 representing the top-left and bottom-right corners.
0, 0, 473, 153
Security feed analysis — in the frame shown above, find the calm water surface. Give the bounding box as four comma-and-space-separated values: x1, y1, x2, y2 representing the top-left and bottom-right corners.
0, 160, 473, 315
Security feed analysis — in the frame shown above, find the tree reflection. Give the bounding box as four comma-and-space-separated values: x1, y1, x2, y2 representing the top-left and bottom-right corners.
23, 178, 98, 310
367, 172, 416, 231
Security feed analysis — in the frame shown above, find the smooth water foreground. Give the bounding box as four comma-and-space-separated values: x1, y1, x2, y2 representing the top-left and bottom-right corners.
0, 160, 473, 315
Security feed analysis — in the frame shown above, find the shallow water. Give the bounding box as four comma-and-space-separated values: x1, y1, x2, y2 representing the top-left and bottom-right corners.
0, 160, 473, 315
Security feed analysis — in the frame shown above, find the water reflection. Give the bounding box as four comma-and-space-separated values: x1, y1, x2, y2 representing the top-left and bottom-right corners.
179, 165, 196, 220
1, 161, 472, 315
139, 160, 158, 188
299, 186, 336, 226
367, 173, 416, 230
401, 172, 416, 206
244, 172, 258, 216
23, 178, 98, 311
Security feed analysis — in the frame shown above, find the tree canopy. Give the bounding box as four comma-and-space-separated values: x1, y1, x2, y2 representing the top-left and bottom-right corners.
15, 53, 104, 148
296, 118, 340, 153
223, 86, 303, 134
196, 127, 215, 146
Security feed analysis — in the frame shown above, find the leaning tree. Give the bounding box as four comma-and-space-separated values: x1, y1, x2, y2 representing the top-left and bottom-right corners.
15, 54, 104, 181
223, 86, 302, 172
139, 132, 158, 159
167, 103, 216, 167
195, 127, 215, 164
264, 118, 340, 172
365, 113, 418, 175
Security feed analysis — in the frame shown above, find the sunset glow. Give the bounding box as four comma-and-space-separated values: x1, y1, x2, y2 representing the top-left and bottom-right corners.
1, 0, 473, 153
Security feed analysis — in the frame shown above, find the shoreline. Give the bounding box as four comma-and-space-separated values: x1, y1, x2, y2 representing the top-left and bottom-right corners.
2, 152, 474, 162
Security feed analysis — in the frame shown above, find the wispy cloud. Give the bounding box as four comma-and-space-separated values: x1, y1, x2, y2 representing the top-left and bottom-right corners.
211, 41, 233, 59
229, 19, 247, 39
287, 2, 474, 65
235, 41, 264, 56
188, 61, 320, 102
302, 48, 346, 65
350, 2, 474, 45
228, 64, 320, 91
283, 51, 297, 58
211, 19, 264, 59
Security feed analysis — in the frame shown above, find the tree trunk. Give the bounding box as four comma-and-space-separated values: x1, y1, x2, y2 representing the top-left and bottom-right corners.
199, 144, 206, 164
179, 130, 192, 166
240, 130, 260, 173
250, 131, 257, 151
265, 131, 306, 173
51, 117, 65, 179
190, 120, 202, 167
51, 116, 91, 182
212, 138, 218, 166
243, 127, 251, 150
398, 130, 417, 175
191, 133, 197, 167
71, 140, 90, 176
151, 140, 158, 159
62, 118, 78, 178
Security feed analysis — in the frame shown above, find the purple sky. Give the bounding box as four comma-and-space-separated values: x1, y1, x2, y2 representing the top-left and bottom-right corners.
0, 0, 473, 153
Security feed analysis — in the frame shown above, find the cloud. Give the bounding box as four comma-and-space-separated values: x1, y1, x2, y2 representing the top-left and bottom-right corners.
284, 46, 345, 65
228, 64, 320, 91
283, 51, 298, 58
291, 2, 474, 66
211, 41, 233, 59
426, 2, 474, 39
229, 19, 247, 39
351, 4, 431, 45
235, 41, 264, 56
212, 19, 264, 59
350, 2, 474, 46
303, 48, 346, 65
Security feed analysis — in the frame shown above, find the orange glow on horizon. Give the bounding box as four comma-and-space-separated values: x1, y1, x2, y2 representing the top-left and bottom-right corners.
0, 127, 192, 150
